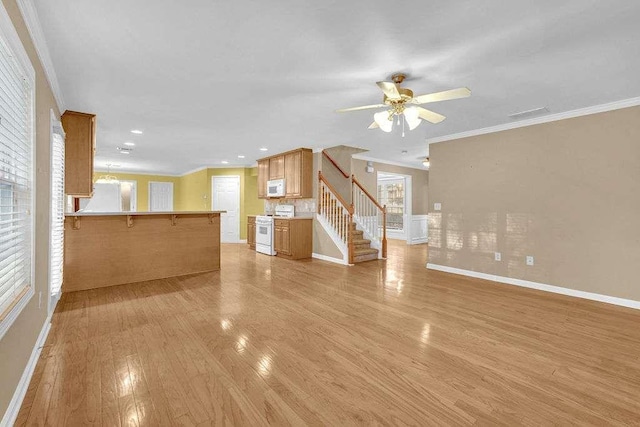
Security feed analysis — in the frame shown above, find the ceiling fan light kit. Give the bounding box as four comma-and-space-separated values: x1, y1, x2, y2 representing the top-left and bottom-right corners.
337, 73, 471, 136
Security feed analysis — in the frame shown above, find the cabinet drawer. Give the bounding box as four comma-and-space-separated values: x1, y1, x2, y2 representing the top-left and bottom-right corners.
274, 219, 290, 227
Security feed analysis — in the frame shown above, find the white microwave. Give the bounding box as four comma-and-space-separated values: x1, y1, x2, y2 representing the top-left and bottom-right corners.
266, 179, 285, 197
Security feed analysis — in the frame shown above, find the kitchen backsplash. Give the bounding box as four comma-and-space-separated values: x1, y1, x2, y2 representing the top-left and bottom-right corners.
265, 198, 316, 216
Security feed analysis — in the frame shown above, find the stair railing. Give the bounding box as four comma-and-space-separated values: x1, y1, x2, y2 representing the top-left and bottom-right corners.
352, 174, 387, 258
318, 171, 354, 264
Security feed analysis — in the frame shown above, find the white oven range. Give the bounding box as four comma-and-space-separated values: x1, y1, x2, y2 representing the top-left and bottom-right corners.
255, 215, 275, 255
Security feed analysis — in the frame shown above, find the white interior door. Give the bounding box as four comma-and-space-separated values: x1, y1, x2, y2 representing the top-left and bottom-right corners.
149, 182, 174, 211
212, 176, 240, 243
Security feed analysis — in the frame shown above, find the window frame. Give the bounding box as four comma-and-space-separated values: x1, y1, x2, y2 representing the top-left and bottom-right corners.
0, 0, 37, 340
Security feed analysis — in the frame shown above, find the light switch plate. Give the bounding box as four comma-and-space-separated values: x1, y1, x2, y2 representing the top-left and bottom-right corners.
434, 203, 442, 211
495, 252, 501, 261
526, 256, 534, 266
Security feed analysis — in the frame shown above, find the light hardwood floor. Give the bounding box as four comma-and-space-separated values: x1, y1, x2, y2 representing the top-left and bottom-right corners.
16, 241, 640, 425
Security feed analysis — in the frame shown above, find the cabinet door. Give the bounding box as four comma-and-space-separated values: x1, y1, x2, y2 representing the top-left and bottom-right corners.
281, 225, 291, 255
247, 223, 256, 246
274, 226, 283, 252
62, 111, 96, 197
269, 156, 285, 180
284, 151, 302, 198
257, 160, 269, 199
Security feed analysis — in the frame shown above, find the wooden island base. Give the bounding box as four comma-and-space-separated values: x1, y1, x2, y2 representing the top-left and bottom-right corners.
63, 212, 223, 292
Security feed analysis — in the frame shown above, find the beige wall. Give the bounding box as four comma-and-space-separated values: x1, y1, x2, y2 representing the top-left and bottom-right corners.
321, 145, 366, 203
428, 106, 640, 301
351, 159, 429, 215
0, 0, 59, 417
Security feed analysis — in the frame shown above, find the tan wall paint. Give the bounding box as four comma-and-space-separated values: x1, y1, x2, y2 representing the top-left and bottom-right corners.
321, 145, 366, 203
351, 159, 429, 215
428, 106, 640, 301
176, 168, 208, 211
312, 151, 345, 259
93, 171, 180, 212
0, 0, 60, 417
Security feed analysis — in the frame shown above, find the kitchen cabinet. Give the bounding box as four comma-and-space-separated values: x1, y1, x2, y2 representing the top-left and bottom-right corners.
274, 218, 312, 259
247, 216, 256, 248
257, 160, 269, 199
269, 155, 285, 180
62, 110, 96, 197
257, 148, 313, 199
284, 149, 312, 198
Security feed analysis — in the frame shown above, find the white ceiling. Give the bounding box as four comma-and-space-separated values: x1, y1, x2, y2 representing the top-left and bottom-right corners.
33, 1, 640, 174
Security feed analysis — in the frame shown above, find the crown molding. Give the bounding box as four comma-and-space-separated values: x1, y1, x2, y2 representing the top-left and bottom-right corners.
426, 96, 640, 145
16, 0, 65, 112
352, 154, 428, 171
96, 164, 255, 177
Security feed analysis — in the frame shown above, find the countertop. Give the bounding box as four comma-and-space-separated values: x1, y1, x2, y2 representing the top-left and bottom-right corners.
66, 211, 226, 217
248, 214, 313, 221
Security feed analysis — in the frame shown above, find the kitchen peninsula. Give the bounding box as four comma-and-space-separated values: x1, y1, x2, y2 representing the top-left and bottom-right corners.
63, 211, 224, 292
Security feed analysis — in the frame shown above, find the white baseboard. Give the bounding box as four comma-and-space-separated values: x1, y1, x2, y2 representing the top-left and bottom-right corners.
408, 238, 428, 245
1, 315, 52, 427
312, 253, 350, 266
238, 239, 247, 244
426, 263, 640, 310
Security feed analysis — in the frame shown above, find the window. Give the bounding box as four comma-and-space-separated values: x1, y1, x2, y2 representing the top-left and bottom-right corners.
377, 178, 405, 231
0, 11, 35, 338
50, 116, 64, 307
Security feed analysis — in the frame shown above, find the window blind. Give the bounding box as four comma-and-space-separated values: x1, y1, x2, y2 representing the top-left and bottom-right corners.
0, 35, 33, 320
50, 130, 64, 298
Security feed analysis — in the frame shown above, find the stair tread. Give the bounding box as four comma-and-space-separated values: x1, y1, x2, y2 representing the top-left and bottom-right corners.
354, 248, 378, 255
353, 239, 371, 244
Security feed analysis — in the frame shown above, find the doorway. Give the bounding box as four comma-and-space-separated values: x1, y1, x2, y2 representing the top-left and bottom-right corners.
377, 172, 412, 242
212, 175, 241, 243
149, 181, 174, 211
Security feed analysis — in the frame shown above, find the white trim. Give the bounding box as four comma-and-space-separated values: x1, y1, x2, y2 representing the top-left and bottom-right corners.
1, 315, 52, 427
148, 181, 174, 211
94, 165, 254, 178
238, 239, 247, 244
312, 252, 350, 266
426, 97, 640, 145
353, 154, 428, 170
0, 0, 34, 84
16, 0, 65, 111
426, 263, 640, 310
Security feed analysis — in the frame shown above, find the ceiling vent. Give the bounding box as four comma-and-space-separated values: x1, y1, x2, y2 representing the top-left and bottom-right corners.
508, 107, 549, 120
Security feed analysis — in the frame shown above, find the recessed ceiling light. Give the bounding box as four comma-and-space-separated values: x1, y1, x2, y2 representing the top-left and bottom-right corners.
120, 151, 130, 155
237, 155, 245, 159
130, 129, 143, 134
259, 147, 268, 151
124, 142, 135, 146
221, 160, 229, 164
401, 150, 408, 155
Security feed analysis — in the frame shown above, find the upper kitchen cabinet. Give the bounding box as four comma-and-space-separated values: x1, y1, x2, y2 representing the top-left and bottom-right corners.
257, 159, 269, 199
284, 149, 312, 198
62, 110, 96, 197
268, 155, 285, 180
257, 148, 313, 199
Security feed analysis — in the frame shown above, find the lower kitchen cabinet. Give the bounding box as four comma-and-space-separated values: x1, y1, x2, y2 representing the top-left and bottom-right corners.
247, 216, 256, 248
274, 218, 312, 259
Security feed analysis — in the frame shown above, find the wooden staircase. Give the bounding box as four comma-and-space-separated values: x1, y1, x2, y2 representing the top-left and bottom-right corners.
318, 174, 381, 264
350, 222, 379, 263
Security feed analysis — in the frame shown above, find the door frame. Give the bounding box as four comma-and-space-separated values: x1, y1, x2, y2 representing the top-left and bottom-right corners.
119, 180, 137, 212
376, 171, 412, 243
211, 175, 241, 243
148, 181, 174, 211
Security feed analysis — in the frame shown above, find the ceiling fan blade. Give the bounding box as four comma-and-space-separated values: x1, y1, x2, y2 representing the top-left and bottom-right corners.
412, 87, 471, 105
416, 107, 446, 124
336, 104, 386, 113
367, 121, 379, 129
376, 81, 401, 100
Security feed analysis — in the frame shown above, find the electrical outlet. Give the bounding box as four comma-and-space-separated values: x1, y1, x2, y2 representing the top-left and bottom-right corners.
495, 252, 501, 261
434, 202, 442, 211
526, 256, 534, 266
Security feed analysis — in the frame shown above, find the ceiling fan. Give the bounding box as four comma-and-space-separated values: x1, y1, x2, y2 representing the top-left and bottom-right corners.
336, 73, 471, 134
